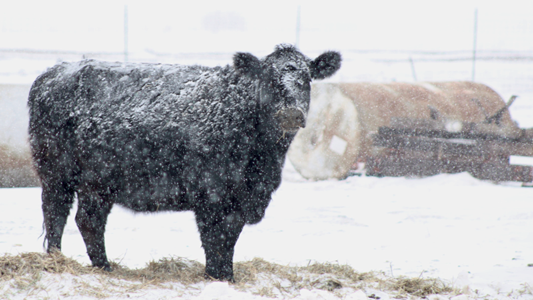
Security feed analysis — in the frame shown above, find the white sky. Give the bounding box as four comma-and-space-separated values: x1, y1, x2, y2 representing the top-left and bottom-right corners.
1, 0, 532, 53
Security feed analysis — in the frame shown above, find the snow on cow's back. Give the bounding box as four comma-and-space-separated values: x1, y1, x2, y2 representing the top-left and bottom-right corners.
55, 60, 257, 147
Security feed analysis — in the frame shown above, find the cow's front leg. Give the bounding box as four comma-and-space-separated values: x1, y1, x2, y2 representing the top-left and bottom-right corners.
196, 210, 245, 281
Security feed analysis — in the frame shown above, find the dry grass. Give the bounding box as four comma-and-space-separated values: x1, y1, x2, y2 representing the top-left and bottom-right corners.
235, 258, 453, 298
0, 144, 40, 187
233, 258, 371, 295
0, 252, 203, 298
391, 276, 453, 298
0, 252, 455, 299
0, 251, 90, 277
109, 256, 205, 284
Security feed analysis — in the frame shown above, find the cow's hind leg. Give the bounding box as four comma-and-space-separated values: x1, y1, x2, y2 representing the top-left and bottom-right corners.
42, 181, 75, 252
75, 189, 113, 271
196, 210, 245, 282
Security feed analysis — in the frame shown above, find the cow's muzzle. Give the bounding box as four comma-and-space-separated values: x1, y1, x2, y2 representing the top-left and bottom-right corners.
275, 108, 306, 132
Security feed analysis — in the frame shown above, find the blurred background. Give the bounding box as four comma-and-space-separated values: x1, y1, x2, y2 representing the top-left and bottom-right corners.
1, 0, 532, 87
0, 0, 532, 186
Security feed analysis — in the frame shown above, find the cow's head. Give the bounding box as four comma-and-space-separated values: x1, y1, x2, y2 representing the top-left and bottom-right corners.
234, 44, 341, 132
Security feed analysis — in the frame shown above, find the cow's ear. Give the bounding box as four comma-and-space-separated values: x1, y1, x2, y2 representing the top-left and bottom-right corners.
310, 51, 342, 80
234, 52, 263, 79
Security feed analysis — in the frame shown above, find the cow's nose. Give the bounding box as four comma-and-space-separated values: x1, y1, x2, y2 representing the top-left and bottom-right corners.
276, 108, 306, 131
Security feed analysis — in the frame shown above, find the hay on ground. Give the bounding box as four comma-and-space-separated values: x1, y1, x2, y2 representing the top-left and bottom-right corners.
0, 252, 455, 298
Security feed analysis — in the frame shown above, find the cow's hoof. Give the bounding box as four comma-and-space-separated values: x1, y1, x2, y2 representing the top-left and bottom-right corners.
204, 273, 235, 283
93, 263, 112, 272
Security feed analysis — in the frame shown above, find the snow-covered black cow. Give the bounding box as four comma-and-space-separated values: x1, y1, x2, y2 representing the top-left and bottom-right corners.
28, 44, 341, 281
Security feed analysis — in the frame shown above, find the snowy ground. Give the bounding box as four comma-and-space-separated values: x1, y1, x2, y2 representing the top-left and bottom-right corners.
1, 164, 533, 299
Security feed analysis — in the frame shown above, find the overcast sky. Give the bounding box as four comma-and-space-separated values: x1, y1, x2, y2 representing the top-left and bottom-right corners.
1, 0, 532, 54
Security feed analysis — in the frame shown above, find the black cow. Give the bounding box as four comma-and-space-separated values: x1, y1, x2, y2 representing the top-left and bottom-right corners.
28, 44, 341, 281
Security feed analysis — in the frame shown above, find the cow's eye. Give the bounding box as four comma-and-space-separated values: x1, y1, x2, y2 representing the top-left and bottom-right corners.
284, 65, 297, 72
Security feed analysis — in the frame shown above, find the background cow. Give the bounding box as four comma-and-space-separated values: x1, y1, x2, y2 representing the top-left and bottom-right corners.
28, 44, 341, 281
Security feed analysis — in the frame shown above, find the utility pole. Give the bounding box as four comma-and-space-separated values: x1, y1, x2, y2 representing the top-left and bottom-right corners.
295, 5, 301, 48
409, 57, 417, 81
124, 4, 129, 63
472, 8, 478, 81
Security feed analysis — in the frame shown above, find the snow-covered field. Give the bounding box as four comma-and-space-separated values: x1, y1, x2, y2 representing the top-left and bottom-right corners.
1, 166, 533, 299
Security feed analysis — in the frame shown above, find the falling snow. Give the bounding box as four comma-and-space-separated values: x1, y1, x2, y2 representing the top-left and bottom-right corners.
26, 45, 341, 280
